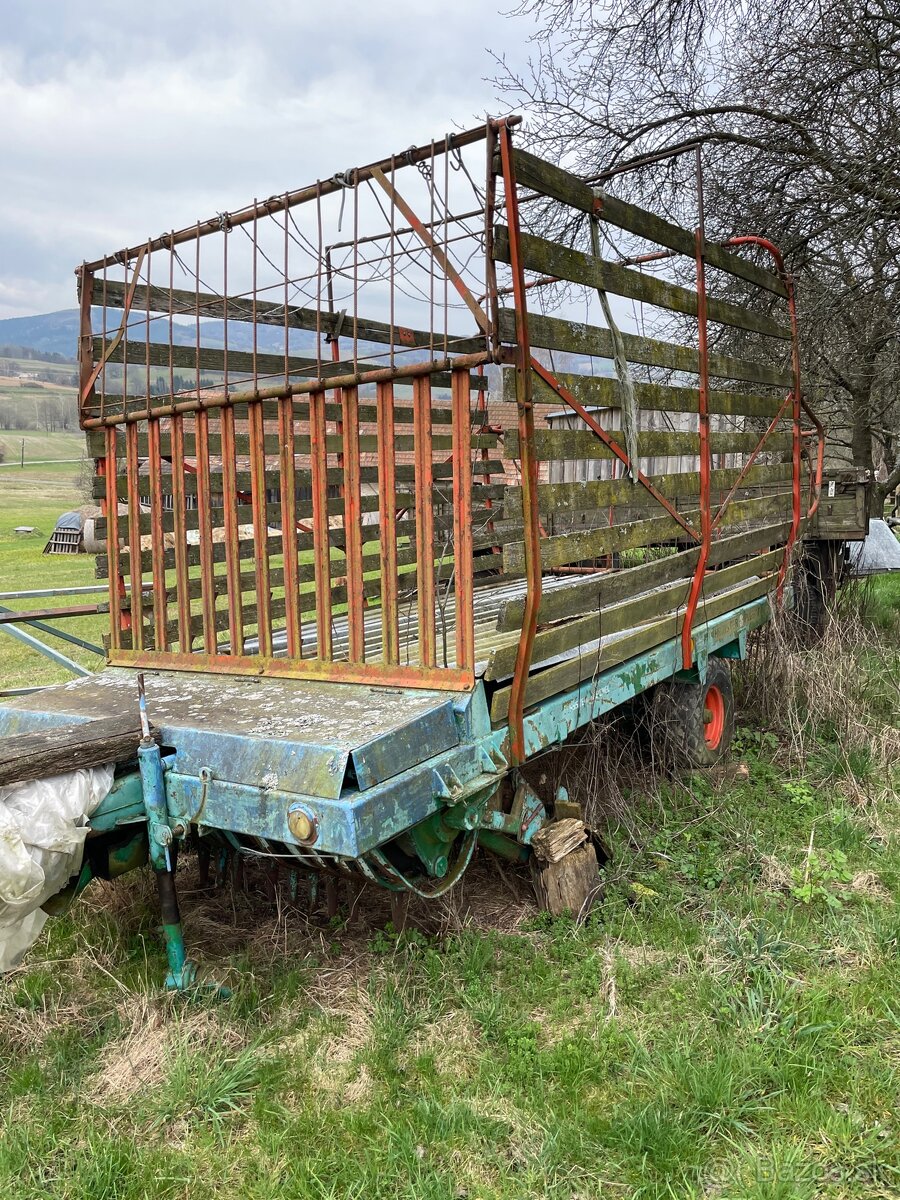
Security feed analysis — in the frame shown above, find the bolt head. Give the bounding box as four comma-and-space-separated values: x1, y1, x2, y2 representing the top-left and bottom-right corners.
288, 807, 317, 845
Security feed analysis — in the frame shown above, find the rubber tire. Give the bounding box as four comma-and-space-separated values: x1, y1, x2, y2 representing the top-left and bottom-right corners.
792, 541, 840, 644
651, 658, 735, 768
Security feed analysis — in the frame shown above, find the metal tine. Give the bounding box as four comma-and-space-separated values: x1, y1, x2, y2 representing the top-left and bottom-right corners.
341, 385, 364, 662
377, 380, 399, 664
195, 407, 217, 652
170, 414, 192, 651
147, 418, 168, 651
279, 392, 301, 659
309, 388, 332, 660
248, 397, 273, 656
125, 422, 144, 651
220, 404, 244, 655
451, 368, 474, 671
103, 427, 123, 648
413, 374, 436, 668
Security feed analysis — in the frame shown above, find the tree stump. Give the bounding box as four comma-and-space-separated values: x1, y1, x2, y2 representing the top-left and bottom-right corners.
530, 819, 601, 918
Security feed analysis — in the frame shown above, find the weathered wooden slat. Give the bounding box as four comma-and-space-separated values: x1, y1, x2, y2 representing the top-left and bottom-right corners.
504, 427, 793, 461
95, 279, 487, 357
93, 335, 488, 389
502, 365, 785, 420
82, 363, 489, 419
489, 574, 775, 723
494, 226, 791, 342
0, 716, 156, 786
485, 545, 784, 680
95, 459, 506, 502
502, 491, 793, 573
500, 309, 793, 389
496, 517, 795, 630
85, 428, 497, 461
503, 463, 793, 521
84, 402, 487, 457
509, 147, 788, 298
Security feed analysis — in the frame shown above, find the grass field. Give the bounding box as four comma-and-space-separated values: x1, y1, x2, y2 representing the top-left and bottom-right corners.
0, 542, 898, 1197
0, 442, 106, 689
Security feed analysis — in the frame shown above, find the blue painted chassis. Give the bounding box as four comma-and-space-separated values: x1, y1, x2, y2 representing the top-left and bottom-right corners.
70, 597, 768, 859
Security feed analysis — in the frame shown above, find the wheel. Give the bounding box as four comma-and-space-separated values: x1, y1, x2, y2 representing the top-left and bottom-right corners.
792, 541, 840, 644
651, 658, 735, 768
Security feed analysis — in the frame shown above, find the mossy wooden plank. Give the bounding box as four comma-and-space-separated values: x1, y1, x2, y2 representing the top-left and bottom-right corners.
499, 309, 793, 389
494, 226, 791, 342
485, 546, 784, 679
96, 459, 505, 501
502, 491, 793, 573
95, 279, 486, 357
496, 517, 795, 630
85, 429, 496, 460
500, 365, 784, 419
92, 336, 487, 389
84, 403, 486, 456
504, 427, 792, 461
489, 573, 775, 722
502, 463, 793, 520
509, 148, 788, 299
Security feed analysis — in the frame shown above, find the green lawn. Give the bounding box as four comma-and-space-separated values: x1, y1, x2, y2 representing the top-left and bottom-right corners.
0, 577, 897, 1198
0, 449, 107, 689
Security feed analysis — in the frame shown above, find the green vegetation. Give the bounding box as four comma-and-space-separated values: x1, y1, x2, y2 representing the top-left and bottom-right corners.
0, 568, 897, 1198
0, 444, 105, 688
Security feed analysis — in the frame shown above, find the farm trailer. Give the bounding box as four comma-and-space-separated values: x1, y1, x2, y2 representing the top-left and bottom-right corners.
0, 116, 842, 988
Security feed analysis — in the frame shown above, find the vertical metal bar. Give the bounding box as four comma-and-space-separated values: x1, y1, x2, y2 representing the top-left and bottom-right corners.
103, 427, 123, 648
77, 267, 94, 421
248, 400, 272, 656
341, 385, 365, 662
376, 381, 399, 664
195, 408, 216, 652
780, 275, 803, 598
220, 405, 244, 655
147, 419, 168, 651
681, 160, 712, 670
278, 394, 301, 658
413, 374, 436, 668
497, 120, 542, 764
451, 367, 474, 672
309, 389, 333, 660
125, 422, 143, 650
170, 415, 192, 651
483, 121, 499, 351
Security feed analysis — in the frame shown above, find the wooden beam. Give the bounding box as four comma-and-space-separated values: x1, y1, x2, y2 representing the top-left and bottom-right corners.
509, 147, 788, 299
0, 716, 156, 787
494, 226, 791, 342
499, 308, 794, 389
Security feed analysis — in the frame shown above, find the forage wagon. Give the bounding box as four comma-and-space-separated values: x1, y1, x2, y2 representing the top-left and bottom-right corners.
0, 116, 865, 987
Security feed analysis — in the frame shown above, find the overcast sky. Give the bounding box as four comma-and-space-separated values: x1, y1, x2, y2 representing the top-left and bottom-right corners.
0, 0, 539, 320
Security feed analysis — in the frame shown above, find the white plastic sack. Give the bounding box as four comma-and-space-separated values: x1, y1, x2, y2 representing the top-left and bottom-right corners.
0, 764, 114, 971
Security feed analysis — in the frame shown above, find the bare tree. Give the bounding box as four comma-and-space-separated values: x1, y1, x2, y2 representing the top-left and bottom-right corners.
495, 0, 900, 508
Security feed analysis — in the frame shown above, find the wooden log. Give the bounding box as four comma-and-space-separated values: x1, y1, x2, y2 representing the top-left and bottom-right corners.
508, 147, 788, 299
530, 817, 587, 863
531, 841, 600, 918
499, 308, 794, 390
0, 716, 156, 787
494, 226, 791, 341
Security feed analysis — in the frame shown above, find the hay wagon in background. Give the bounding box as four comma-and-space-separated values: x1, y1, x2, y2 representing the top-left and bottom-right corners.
2, 116, 861, 987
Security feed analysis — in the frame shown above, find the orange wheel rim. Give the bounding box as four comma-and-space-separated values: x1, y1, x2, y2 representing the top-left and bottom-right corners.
704, 684, 725, 749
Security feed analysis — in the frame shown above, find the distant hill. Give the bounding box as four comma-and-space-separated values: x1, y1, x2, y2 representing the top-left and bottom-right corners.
0, 308, 332, 362
0, 311, 81, 360
0, 308, 613, 379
